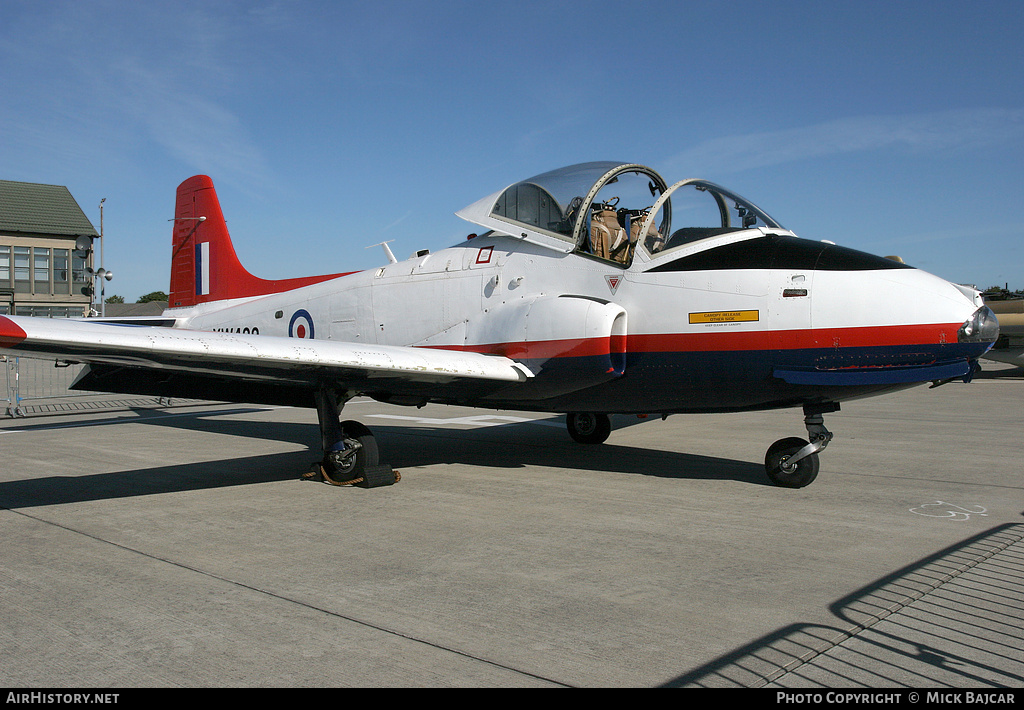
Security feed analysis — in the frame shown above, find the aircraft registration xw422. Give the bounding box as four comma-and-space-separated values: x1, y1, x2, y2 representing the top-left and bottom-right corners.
0, 162, 999, 488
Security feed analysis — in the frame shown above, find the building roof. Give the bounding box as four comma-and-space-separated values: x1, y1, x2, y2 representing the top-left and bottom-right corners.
0, 179, 99, 238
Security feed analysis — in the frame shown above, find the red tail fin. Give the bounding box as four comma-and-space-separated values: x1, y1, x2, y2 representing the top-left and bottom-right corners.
169, 175, 349, 308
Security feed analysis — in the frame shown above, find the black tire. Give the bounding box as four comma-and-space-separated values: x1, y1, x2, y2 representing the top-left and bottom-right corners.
323, 420, 379, 483
566, 412, 612, 445
765, 436, 819, 488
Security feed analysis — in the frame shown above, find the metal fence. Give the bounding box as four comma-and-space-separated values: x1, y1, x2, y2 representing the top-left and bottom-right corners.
3, 356, 170, 417
1, 357, 17, 417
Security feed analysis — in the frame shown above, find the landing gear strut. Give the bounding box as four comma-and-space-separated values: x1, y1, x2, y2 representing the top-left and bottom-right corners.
308, 388, 399, 487
764, 403, 838, 488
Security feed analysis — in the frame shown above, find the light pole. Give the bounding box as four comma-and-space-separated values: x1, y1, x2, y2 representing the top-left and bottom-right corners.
97, 198, 111, 317
86, 198, 112, 317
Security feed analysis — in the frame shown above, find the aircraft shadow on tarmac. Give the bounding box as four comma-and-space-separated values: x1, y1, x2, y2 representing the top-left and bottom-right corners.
662, 523, 1024, 688
373, 422, 768, 484
0, 407, 323, 509
977, 364, 1024, 379
123, 406, 770, 485
0, 406, 314, 509
0, 407, 768, 509
0, 450, 308, 510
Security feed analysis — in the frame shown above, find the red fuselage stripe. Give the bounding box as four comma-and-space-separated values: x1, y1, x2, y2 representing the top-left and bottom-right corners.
428, 323, 961, 359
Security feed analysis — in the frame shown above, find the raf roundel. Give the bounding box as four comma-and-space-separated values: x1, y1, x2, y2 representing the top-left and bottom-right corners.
288, 309, 315, 339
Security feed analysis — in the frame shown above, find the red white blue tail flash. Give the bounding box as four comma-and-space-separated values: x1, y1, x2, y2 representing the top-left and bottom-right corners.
195, 241, 210, 296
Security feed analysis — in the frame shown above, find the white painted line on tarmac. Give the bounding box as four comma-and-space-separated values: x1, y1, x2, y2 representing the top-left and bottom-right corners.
368, 413, 563, 428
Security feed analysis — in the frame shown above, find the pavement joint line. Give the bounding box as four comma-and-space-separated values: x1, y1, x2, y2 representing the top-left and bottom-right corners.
0, 503, 576, 688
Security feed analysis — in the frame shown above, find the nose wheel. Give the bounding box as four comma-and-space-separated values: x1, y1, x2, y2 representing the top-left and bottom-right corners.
764, 404, 837, 488
765, 436, 821, 488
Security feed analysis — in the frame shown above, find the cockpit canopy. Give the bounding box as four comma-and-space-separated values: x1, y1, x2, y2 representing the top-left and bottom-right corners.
456, 161, 783, 265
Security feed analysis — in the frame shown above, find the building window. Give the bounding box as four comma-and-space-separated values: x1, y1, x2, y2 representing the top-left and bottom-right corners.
72, 252, 88, 292
13, 305, 77, 318
54, 248, 70, 294
14, 246, 30, 294
0, 246, 10, 287
34, 247, 51, 290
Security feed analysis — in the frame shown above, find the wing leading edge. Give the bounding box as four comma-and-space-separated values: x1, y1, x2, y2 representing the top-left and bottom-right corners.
0, 315, 532, 407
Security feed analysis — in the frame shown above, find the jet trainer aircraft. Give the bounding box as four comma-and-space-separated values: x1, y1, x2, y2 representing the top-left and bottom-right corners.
0, 162, 999, 488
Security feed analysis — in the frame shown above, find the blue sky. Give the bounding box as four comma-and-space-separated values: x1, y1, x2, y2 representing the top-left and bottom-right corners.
2, 0, 1022, 301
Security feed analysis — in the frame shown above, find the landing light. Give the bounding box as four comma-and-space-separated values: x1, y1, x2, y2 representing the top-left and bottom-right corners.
958, 306, 999, 343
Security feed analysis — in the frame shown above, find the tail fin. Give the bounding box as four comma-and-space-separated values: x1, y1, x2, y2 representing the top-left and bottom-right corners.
169, 175, 349, 308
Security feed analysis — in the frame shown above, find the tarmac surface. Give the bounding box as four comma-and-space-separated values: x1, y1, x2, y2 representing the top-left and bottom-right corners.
1, 361, 1022, 688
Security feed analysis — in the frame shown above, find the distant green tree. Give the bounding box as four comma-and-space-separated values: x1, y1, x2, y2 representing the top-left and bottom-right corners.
137, 291, 168, 303
105, 294, 125, 304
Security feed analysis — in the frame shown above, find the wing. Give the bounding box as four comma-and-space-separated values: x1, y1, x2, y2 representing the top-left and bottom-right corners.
0, 315, 531, 408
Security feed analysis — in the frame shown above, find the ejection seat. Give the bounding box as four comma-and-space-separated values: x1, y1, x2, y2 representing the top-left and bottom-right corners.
589, 202, 662, 263
589, 206, 622, 261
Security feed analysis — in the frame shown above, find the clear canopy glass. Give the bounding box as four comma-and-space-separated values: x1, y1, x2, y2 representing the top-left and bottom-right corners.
461, 161, 783, 265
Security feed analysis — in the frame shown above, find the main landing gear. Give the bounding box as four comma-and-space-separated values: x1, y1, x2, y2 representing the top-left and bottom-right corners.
306, 389, 399, 488
764, 403, 838, 488
566, 412, 612, 445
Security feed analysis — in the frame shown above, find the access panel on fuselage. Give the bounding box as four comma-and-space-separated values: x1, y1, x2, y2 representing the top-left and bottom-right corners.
329, 284, 375, 344
369, 250, 484, 348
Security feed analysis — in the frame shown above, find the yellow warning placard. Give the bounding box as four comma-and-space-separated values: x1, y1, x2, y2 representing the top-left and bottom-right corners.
689, 310, 759, 324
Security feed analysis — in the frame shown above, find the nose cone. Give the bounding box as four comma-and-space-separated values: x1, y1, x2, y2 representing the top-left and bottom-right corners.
888, 270, 1000, 360
793, 265, 1000, 387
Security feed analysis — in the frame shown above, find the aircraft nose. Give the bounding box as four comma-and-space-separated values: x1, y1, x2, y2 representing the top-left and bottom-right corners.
795, 267, 1000, 387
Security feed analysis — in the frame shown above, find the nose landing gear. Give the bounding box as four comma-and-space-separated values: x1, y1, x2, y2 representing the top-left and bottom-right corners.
764, 403, 838, 488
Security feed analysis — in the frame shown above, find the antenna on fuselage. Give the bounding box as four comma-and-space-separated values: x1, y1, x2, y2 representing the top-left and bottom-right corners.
367, 241, 398, 264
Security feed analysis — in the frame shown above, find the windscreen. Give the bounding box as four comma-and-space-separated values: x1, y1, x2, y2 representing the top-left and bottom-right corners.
644, 180, 782, 256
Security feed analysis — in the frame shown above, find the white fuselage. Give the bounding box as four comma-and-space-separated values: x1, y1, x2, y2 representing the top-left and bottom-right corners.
170, 228, 988, 414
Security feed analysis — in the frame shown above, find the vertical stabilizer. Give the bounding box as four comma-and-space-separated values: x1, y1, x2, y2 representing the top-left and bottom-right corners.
168, 175, 350, 308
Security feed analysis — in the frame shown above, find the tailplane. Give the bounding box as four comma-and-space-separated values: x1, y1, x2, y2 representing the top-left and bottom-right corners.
169, 176, 349, 308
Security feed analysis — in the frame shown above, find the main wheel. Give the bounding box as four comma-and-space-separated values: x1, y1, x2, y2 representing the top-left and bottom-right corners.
322, 420, 379, 483
566, 412, 612, 445
765, 437, 819, 488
